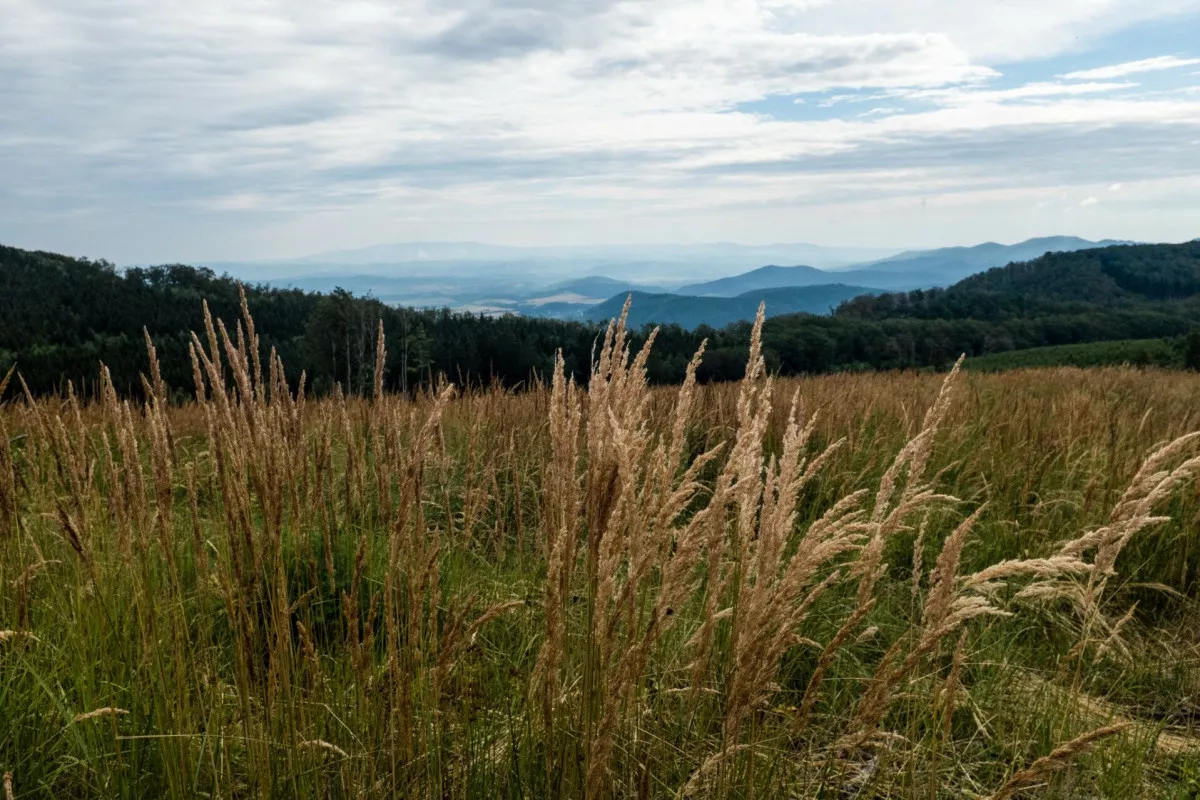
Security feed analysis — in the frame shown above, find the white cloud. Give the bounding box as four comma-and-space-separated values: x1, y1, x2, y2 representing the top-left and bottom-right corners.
1062, 55, 1200, 80
1, 0, 1200, 261
773, 0, 1200, 61
1081, 196, 1099, 206
1109, 183, 1123, 191
884, 80, 1137, 107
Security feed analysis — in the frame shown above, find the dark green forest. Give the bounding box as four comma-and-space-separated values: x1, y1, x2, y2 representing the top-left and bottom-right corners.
2, 240, 1200, 397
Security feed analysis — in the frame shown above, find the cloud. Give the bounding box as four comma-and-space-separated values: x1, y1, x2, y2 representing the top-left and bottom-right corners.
767, 0, 1200, 61
1109, 183, 1123, 191
883, 80, 1137, 107
2, 0, 1200, 261
1062, 55, 1200, 80
420, 6, 568, 60
1081, 196, 1099, 206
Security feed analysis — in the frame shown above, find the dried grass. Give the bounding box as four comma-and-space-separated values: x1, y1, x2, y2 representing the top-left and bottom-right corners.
984, 722, 1131, 800
3, 298, 1200, 797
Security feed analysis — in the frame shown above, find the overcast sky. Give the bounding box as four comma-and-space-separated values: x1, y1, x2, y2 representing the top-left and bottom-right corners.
2, 0, 1199, 264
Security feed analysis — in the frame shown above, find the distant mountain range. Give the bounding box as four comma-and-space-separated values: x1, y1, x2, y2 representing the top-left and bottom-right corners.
6, 239, 1200, 396
205, 241, 896, 285
196, 236, 1135, 329
676, 237, 1127, 297
585, 284, 879, 330
270, 241, 895, 271
268, 274, 659, 317
584, 236, 1131, 328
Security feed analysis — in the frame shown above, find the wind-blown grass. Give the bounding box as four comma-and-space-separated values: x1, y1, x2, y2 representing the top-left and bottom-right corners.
3, 297, 1200, 798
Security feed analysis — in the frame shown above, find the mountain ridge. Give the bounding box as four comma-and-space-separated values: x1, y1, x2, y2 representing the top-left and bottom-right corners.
586, 284, 881, 330
4, 239, 1200, 395
676, 236, 1129, 298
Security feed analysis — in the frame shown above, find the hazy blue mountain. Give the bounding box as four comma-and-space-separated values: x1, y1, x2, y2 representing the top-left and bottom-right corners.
852, 236, 1131, 278
203, 242, 899, 287
261, 273, 543, 308
676, 265, 832, 296
538, 275, 666, 297
265, 273, 654, 304
586, 284, 879, 330
677, 237, 1131, 297
230, 272, 663, 319
286, 241, 895, 269
196, 237, 1134, 320
510, 276, 668, 320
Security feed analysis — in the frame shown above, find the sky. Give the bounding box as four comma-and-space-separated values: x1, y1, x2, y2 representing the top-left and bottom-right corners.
1, 0, 1199, 264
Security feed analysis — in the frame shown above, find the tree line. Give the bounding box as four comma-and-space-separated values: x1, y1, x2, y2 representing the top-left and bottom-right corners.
3, 240, 1200, 398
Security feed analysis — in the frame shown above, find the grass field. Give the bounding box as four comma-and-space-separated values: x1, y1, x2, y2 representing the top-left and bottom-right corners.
4, 301, 1200, 798
965, 338, 1183, 372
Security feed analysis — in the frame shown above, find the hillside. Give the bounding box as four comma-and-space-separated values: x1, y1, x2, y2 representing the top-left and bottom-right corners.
586, 284, 877, 330
5, 240, 1200, 396
964, 338, 1183, 371
514, 276, 665, 320
537, 275, 663, 298
837, 241, 1200, 321
0, 244, 604, 397
752, 240, 1200, 375
678, 236, 1120, 297
676, 265, 833, 296
861, 236, 1126, 274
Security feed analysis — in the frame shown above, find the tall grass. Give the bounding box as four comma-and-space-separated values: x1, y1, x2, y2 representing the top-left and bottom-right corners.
3, 298, 1200, 798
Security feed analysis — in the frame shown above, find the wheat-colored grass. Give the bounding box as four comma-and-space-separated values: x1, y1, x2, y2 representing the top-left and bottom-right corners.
2, 300, 1200, 797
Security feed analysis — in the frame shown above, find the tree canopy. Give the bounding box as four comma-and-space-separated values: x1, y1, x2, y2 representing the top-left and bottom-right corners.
4, 240, 1200, 397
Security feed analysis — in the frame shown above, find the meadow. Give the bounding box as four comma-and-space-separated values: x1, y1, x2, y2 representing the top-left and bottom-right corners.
3, 299, 1200, 798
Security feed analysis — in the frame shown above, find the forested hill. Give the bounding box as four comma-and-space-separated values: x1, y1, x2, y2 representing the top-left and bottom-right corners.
753, 240, 1200, 374
0, 245, 603, 397
3, 240, 1200, 397
586, 284, 878, 329
837, 241, 1200, 320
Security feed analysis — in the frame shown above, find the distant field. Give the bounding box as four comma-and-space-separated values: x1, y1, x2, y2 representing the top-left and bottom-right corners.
4, 308, 1200, 798
966, 337, 1184, 371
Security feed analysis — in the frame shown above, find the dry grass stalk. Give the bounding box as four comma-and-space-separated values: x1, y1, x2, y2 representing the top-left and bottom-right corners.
1093, 603, 1137, 664
3, 771, 12, 800
984, 721, 1131, 800
940, 630, 968, 741
72, 707, 130, 723
185, 464, 208, 585
295, 620, 322, 687
0, 630, 39, 644
844, 499, 1090, 751
0, 413, 16, 539
682, 744, 751, 797
1011, 673, 1200, 756
722, 394, 860, 745
843, 505, 995, 747
298, 739, 349, 759
437, 599, 524, 677
0, 363, 14, 401
533, 348, 584, 786
578, 300, 728, 799
9, 294, 1200, 798
687, 312, 773, 701
820, 362, 968, 731
373, 319, 385, 401
1012, 432, 1200, 658
910, 511, 931, 598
